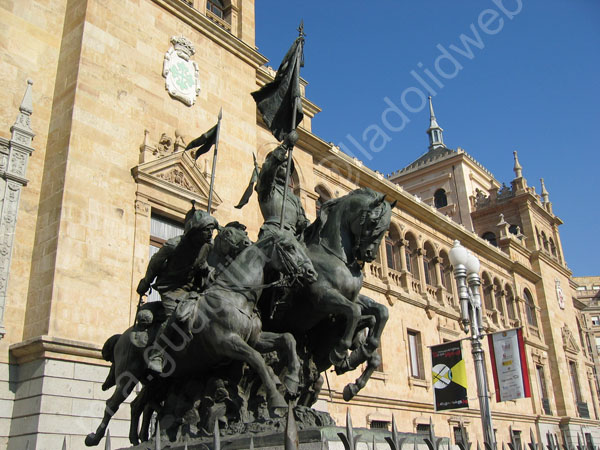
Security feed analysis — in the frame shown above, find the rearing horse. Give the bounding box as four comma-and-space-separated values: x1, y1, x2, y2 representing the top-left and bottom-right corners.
265, 188, 394, 402
85, 229, 317, 447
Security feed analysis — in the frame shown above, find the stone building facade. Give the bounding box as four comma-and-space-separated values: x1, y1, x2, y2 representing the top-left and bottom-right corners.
575, 277, 600, 406
0, 1, 598, 449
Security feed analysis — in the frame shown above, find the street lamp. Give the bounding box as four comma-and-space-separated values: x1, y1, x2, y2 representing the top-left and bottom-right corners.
449, 240, 497, 450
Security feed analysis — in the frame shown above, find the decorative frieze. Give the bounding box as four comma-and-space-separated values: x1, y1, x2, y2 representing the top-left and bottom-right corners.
0, 80, 35, 340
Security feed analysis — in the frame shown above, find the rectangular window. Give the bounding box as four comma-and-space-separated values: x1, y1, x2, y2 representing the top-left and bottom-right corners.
454, 427, 467, 447
536, 365, 551, 415
416, 424, 431, 437
147, 214, 184, 302
576, 286, 587, 291
593, 285, 600, 291
386, 239, 396, 271
585, 433, 594, 450
423, 259, 432, 285
512, 430, 522, 450
370, 420, 390, 430
206, 0, 224, 18
592, 316, 600, 326
407, 330, 423, 379
569, 361, 582, 404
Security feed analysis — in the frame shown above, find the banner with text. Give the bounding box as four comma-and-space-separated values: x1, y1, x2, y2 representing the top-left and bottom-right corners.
488, 328, 531, 402
431, 341, 468, 411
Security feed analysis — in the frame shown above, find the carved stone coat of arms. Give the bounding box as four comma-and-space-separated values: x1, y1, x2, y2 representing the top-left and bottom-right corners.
163, 36, 201, 106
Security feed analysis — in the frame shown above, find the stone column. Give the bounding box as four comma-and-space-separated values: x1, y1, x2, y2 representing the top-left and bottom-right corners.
416, 247, 426, 293
0, 80, 35, 339
379, 239, 389, 281
398, 239, 408, 272
433, 256, 443, 288
131, 196, 152, 323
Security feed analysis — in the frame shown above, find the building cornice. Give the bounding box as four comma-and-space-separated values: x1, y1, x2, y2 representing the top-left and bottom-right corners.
296, 128, 542, 278
150, 0, 268, 68
531, 250, 572, 278
10, 335, 104, 365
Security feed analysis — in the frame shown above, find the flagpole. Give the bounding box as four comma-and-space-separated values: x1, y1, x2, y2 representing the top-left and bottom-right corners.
279, 23, 304, 230
207, 108, 222, 212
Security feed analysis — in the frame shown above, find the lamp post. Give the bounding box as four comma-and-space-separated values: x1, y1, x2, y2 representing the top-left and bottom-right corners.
449, 240, 496, 450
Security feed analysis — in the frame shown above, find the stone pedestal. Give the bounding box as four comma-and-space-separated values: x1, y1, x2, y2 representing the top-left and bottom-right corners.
120, 426, 439, 450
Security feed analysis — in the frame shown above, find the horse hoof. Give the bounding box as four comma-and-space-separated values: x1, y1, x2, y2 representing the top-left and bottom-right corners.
129, 434, 140, 446
343, 383, 359, 402
85, 433, 100, 447
268, 392, 288, 410
283, 374, 299, 396
329, 347, 347, 366
334, 357, 352, 376
269, 405, 287, 419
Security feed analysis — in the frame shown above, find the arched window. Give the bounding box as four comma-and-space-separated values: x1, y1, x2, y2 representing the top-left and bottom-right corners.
423, 242, 436, 286
385, 226, 402, 271
524, 289, 538, 327
494, 279, 504, 315
206, 0, 224, 18
541, 231, 549, 251
509, 224, 520, 235
482, 272, 494, 310
434, 189, 448, 208
315, 185, 331, 216
439, 250, 453, 293
405, 233, 418, 277
505, 285, 516, 320
549, 238, 557, 257
536, 227, 541, 248
482, 232, 497, 247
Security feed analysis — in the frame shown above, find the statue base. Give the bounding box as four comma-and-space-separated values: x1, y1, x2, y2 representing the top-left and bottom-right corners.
119, 425, 440, 450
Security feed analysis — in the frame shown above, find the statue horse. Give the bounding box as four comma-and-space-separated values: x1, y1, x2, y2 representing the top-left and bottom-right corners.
98, 223, 252, 394
263, 188, 394, 402
85, 229, 317, 447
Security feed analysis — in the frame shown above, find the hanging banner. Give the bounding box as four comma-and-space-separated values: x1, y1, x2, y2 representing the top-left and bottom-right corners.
488, 328, 531, 402
431, 341, 469, 411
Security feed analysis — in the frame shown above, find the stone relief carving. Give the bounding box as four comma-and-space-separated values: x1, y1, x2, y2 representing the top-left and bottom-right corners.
134, 200, 150, 217
157, 168, 199, 194
0, 80, 35, 339
163, 36, 201, 106
561, 325, 580, 355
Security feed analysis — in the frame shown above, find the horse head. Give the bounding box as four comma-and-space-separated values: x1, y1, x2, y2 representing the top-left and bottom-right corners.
348, 190, 395, 264
214, 222, 252, 260
267, 230, 317, 285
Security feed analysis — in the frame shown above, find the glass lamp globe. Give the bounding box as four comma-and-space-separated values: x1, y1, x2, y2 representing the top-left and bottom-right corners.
449, 240, 468, 267
465, 252, 480, 274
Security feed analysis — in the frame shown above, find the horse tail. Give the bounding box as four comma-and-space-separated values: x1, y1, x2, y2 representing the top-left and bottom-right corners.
101, 334, 121, 362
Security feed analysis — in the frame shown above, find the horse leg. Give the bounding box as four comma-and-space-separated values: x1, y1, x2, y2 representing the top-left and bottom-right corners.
101, 363, 116, 391
254, 331, 301, 396
85, 375, 137, 447
342, 351, 382, 402
356, 294, 389, 349
220, 334, 287, 409
335, 315, 376, 375
129, 385, 150, 445
140, 401, 155, 443
317, 290, 362, 365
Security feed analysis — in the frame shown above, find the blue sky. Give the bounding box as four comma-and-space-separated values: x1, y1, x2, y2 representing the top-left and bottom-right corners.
255, 1, 600, 277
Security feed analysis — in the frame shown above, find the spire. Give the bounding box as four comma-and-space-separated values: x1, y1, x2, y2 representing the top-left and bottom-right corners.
513, 150, 522, 178
426, 96, 444, 150
10, 79, 35, 146
540, 178, 549, 203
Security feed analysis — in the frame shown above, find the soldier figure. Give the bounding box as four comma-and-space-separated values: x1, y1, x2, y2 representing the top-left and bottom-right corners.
256, 130, 309, 240
136, 209, 218, 373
